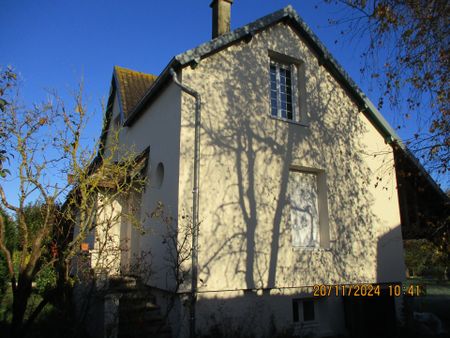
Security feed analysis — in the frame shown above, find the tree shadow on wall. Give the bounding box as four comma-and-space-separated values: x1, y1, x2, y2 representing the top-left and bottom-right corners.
179, 30, 394, 292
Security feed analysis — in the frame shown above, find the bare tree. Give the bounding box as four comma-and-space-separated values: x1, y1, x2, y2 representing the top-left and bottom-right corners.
322, 0, 449, 178
0, 67, 146, 337
150, 202, 193, 321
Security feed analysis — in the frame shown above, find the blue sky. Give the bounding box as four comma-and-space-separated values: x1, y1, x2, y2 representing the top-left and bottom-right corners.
1, 0, 446, 204
1, 0, 375, 140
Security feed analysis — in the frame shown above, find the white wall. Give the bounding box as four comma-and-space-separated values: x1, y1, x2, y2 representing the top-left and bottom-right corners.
104, 82, 182, 290
179, 21, 405, 292
172, 20, 406, 336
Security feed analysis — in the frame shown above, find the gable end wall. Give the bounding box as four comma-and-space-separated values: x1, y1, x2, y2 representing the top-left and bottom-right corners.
178, 22, 405, 293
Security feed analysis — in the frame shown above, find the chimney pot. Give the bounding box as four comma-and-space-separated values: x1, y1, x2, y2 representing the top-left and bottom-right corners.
210, 0, 233, 38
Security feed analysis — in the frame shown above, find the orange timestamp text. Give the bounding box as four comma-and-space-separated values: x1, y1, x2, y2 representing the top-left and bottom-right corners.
313, 284, 425, 297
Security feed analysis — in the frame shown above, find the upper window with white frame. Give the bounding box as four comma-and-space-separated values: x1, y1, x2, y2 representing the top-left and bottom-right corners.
270, 60, 295, 121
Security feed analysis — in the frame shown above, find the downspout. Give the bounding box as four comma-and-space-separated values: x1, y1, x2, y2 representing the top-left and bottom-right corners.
169, 68, 201, 338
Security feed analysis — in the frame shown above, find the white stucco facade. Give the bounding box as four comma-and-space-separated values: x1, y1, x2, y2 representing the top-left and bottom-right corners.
93, 11, 406, 338
170, 21, 405, 336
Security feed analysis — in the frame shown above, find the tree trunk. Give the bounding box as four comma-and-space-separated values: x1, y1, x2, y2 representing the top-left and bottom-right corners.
11, 273, 32, 338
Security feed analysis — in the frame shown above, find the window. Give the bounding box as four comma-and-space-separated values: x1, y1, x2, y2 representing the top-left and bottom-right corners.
293, 299, 316, 323
153, 162, 164, 189
288, 170, 320, 248
270, 60, 295, 120
288, 169, 330, 248
302, 300, 315, 321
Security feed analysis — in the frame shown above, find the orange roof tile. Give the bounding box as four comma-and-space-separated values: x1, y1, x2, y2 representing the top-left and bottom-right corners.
114, 66, 157, 119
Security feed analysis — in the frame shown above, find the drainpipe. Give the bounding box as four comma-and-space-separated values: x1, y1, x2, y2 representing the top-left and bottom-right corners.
169, 68, 201, 338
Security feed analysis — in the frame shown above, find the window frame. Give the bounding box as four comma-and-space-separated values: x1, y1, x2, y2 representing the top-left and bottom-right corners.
268, 51, 309, 125
288, 170, 320, 248
292, 298, 319, 324
270, 60, 297, 122
288, 167, 331, 250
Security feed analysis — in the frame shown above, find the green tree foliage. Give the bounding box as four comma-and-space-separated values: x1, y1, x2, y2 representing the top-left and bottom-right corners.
324, 0, 449, 177
404, 239, 448, 279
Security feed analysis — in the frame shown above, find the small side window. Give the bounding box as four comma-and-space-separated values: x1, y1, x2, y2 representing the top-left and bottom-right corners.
293, 298, 316, 323
153, 162, 164, 189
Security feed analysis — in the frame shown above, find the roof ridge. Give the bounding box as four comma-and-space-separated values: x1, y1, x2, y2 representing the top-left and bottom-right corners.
114, 65, 157, 79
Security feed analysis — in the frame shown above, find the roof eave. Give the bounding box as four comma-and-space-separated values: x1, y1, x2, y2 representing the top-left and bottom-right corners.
120, 5, 445, 197
113, 66, 126, 120
98, 73, 117, 157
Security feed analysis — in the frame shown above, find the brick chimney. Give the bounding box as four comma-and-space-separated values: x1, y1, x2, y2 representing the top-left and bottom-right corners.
210, 0, 233, 38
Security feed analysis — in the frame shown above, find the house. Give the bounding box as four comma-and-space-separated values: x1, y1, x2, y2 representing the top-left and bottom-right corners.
81, 2, 445, 337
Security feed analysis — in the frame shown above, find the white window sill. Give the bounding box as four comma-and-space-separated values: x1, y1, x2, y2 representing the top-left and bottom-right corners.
269, 115, 309, 127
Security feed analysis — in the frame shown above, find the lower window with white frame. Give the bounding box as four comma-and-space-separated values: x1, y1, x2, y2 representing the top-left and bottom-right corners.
293, 298, 316, 323
292, 298, 320, 337
288, 170, 320, 248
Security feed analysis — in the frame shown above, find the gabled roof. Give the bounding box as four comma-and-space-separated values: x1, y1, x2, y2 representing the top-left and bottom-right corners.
125, 5, 400, 144
98, 66, 156, 157
107, 5, 444, 196
114, 66, 157, 119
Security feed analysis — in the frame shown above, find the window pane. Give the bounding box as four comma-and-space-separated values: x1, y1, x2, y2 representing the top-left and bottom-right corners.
269, 61, 295, 121
287, 110, 293, 120
288, 171, 319, 247
285, 68, 291, 79
303, 300, 315, 322
271, 106, 278, 117
292, 300, 299, 322
271, 99, 278, 117
270, 79, 277, 90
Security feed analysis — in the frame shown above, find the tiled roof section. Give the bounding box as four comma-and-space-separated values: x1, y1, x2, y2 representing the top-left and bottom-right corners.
114, 66, 157, 119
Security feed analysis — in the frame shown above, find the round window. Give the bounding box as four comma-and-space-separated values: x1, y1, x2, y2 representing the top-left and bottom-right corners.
154, 162, 164, 188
